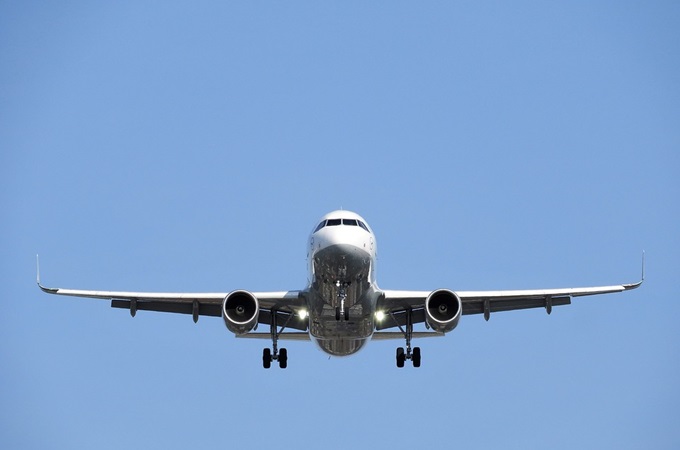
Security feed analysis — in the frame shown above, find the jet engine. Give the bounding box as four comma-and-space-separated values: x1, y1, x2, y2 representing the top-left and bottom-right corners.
222, 290, 259, 335
425, 289, 462, 333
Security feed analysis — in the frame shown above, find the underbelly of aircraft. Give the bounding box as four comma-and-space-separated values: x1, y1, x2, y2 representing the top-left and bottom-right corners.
312, 337, 368, 356
308, 243, 378, 356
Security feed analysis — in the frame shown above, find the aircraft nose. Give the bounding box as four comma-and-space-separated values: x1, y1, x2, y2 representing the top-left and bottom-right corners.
316, 226, 367, 251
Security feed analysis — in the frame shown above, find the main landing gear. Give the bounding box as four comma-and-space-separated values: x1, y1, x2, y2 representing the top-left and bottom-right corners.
393, 308, 421, 368
263, 347, 287, 369
396, 346, 421, 368
262, 311, 289, 369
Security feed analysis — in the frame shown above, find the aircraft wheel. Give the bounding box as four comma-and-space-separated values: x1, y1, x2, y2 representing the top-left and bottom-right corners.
279, 348, 288, 369
396, 347, 405, 368
344, 308, 350, 321
335, 307, 341, 321
412, 347, 421, 368
263, 348, 271, 369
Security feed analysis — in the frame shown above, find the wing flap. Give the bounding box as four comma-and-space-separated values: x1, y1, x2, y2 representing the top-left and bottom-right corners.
110, 299, 222, 317
461, 295, 571, 315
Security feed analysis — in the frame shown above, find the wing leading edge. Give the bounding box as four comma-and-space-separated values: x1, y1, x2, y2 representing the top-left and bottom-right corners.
38, 282, 305, 325
37, 258, 306, 328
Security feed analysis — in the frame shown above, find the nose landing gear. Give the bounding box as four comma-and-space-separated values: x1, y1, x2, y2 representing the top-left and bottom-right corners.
335, 280, 351, 321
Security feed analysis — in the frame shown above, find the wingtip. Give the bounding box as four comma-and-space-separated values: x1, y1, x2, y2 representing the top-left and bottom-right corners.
623, 279, 643, 290
623, 252, 645, 291
36, 255, 58, 294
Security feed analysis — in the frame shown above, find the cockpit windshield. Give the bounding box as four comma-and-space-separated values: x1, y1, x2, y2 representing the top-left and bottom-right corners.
313, 218, 370, 233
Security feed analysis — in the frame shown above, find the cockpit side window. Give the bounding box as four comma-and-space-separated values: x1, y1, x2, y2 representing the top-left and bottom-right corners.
314, 221, 326, 233
342, 219, 358, 226
326, 219, 342, 226
358, 221, 369, 232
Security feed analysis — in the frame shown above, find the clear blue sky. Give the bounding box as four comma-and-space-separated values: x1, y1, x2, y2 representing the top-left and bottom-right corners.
2, 2, 678, 449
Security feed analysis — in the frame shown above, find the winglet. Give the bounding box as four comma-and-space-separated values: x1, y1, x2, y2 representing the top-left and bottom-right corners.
36, 255, 58, 294
623, 251, 645, 291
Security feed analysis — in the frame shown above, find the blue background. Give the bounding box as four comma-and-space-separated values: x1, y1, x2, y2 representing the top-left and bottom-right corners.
2, 2, 678, 448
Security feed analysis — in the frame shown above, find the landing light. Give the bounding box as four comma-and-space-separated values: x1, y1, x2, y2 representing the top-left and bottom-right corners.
298, 310, 308, 320
375, 311, 386, 322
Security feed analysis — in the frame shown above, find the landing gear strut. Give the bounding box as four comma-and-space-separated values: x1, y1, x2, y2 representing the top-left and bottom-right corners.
392, 308, 421, 368
262, 310, 289, 369
335, 281, 350, 321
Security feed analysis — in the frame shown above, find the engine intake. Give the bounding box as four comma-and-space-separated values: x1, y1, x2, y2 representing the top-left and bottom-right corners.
222, 290, 259, 335
425, 289, 462, 333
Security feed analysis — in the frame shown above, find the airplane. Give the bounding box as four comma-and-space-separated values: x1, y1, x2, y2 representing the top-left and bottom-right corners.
37, 210, 643, 368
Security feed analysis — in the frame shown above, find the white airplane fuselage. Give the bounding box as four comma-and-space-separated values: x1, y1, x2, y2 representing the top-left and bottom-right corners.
305, 210, 380, 356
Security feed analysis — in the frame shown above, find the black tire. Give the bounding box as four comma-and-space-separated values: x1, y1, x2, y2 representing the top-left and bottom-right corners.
412, 347, 421, 368
335, 307, 341, 321
279, 348, 288, 369
396, 347, 405, 368
344, 308, 350, 321
263, 348, 271, 369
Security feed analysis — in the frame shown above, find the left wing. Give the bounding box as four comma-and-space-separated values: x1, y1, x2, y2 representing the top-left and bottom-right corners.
377, 279, 642, 329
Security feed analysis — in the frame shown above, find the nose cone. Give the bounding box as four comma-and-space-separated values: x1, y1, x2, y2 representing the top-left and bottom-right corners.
312, 227, 373, 285
309, 211, 377, 278
315, 225, 370, 254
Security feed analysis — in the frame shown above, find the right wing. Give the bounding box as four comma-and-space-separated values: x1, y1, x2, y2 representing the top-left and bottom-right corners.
37, 260, 307, 329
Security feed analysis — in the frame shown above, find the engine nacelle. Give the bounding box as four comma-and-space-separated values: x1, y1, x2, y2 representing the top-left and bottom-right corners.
222, 290, 259, 335
425, 289, 462, 333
